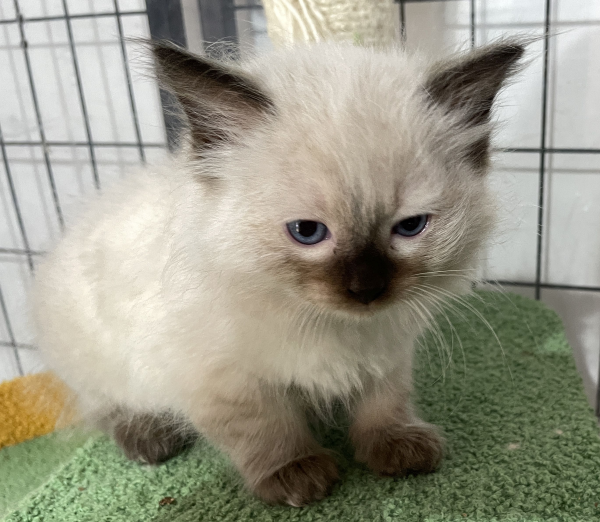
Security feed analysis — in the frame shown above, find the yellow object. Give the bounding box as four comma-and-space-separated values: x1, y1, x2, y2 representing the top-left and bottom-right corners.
0, 373, 74, 449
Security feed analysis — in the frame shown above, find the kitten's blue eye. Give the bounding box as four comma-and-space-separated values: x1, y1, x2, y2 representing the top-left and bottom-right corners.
287, 220, 328, 245
393, 214, 429, 237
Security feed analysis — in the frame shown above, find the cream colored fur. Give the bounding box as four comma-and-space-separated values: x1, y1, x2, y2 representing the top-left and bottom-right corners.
32, 41, 523, 504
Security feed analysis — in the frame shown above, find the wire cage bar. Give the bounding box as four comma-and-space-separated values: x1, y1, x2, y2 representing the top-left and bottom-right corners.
12, 0, 65, 229
0, 284, 23, 375
60, 0, 100, 190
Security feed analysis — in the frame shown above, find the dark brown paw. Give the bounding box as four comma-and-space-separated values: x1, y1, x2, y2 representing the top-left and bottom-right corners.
253, 453, 339, 506
354, 423, 444, 477
112, 411, 197, 465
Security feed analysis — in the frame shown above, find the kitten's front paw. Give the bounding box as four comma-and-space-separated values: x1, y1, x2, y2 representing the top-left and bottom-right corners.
252, 453, 339, 506
354, 423, 444, 477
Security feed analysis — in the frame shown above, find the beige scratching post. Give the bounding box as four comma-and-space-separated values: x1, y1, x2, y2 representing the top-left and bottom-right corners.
261, 0, 397, 47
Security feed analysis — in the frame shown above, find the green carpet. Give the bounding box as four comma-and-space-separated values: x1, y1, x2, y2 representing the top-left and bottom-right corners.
2, 292, 600, 521
0, 430, 90, 518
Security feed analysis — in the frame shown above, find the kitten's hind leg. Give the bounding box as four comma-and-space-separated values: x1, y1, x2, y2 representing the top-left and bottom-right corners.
100, 408, 197, 464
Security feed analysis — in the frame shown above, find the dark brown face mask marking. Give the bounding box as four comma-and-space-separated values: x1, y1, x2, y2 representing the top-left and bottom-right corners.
280, 233, 430, 312
342, 246, 394, 305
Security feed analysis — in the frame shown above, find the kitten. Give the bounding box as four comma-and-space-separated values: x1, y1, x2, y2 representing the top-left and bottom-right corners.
32, 39, 525, 506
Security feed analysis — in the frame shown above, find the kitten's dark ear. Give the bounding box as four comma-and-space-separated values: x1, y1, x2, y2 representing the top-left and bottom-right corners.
424, 40, 526, 170
151, 40, 275, 150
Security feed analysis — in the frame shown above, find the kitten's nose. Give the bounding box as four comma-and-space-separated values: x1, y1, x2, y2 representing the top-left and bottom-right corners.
347, 283, 386, 305
344, 246, 393, 305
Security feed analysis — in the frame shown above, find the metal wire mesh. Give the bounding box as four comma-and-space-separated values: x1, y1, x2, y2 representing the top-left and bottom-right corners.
0, 0, 172, 365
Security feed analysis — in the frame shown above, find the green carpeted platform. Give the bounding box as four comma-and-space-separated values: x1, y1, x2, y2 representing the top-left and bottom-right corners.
0, 430, 90, 518
2, 292, 600, 521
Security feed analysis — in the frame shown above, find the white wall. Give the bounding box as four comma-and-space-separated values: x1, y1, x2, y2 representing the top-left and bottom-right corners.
1, 0, 599, 410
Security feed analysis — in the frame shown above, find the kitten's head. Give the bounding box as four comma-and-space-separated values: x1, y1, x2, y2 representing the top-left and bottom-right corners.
153, 40, 525, 316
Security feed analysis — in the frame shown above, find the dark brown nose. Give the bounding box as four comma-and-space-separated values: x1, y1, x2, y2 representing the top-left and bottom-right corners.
347, 283, 386, 304
344, 246, 392, 305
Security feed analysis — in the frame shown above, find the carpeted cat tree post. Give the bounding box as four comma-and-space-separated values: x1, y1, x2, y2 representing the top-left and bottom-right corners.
261, 0, 397, 47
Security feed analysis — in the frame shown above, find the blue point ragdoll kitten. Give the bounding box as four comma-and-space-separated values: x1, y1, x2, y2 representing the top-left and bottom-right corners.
33, 39, 524, 506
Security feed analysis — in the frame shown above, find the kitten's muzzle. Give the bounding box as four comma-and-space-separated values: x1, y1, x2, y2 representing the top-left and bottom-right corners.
344, 247, 393, 305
